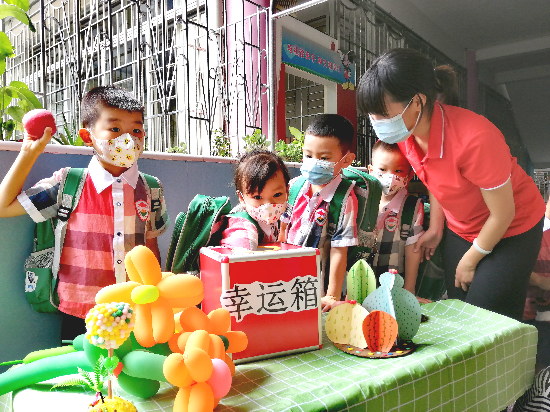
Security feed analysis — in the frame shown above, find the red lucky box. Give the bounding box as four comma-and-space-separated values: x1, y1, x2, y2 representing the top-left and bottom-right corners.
200, 242, 322, 363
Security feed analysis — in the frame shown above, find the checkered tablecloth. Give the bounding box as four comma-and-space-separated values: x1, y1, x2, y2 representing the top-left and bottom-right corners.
0, 300, 537, 412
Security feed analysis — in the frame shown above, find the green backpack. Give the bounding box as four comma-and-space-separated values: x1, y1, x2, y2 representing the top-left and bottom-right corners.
288, 166, 382, 270
400, 197, 447, 301
165, 195, 262, 274
23, 168, 161, 314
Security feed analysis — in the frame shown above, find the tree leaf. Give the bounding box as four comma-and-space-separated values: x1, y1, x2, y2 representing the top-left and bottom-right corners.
7, 105, 25, 122
15, 87, 42, 109
0, 4, 29, 26
0, 32, 14, 59
0, 57, 5, 76
3, 0, 29, 12
50, 377, 89, 391
0, 87, 13, 111
9, 80, 29, 90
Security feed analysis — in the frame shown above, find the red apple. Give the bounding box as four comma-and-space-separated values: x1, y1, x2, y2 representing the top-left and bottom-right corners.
22, 109, 57, 140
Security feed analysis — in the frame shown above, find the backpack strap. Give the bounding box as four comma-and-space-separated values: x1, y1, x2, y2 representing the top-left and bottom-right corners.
140, 172, 162, 212
400, 194, 420, 241
327, 178, 355, 230
288, 176, 307, 207
51, 167, 87, 307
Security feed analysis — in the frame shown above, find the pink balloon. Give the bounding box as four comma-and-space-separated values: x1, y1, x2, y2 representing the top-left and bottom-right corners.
206, 358, 232, 398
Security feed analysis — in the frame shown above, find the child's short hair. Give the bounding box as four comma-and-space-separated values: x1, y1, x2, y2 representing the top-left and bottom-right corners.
235, 149, 290, 195
81, 85, 145, 129
305, 114, 354, 153
371, 141, 412, 170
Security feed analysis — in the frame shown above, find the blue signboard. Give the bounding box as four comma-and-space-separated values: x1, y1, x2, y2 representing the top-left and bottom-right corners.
282, 28, 355, 88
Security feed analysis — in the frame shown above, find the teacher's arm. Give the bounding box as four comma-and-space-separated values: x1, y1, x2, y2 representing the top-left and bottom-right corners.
454, 179, 515, 291
414, 192, 445, 260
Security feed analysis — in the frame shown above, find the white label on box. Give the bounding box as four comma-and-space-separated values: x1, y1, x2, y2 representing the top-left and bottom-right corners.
220, 275, 319, 322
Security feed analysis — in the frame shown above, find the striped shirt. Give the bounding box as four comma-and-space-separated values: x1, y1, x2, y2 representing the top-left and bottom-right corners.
286, 175, 358, 289
17, 157, 169, 318
373, 190, 424, 277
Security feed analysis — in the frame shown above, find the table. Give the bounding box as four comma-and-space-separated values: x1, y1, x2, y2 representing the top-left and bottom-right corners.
0, 300, 537, 412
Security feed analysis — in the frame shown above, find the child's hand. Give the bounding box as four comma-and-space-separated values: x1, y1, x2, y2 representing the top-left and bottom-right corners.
415, 228, 443, 261
530, 272, 550, 291
416, 296, 432, 304
21, 127, 53, 157
321, 295, 337, 312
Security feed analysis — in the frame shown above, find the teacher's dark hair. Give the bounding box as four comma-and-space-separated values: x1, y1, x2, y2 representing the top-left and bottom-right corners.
434, 65, 459, 106
357, 48, 443, 118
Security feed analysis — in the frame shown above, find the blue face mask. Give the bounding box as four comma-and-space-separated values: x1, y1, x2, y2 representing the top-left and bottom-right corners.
369, 97, 421, 144
300, 155, 347, 185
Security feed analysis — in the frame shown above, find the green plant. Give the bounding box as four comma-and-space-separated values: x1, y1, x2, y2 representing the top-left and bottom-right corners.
52, 112, 84, 145
166, 142, 188, 154
51, 355, 119, 404
0, 0, 41, 140
242, 128, 268, 152
275, 126, 304, 162
211, 128, 231, 157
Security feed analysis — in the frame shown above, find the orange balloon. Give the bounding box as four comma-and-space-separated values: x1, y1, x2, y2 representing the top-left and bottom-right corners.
124, 251, 142, 283
225, 331, 248, 353
166, 293, 204, 310
157, 274, 204, 299
125, 245, 162, 285
207, 335, 226, 360
188, 382, 215, 412
224, 354, 235, 376
151, 297, 175, 344
134, 303, 155, 348
169, 332, 182, 354
185, 330, 210, 354
177, 332, 193, 353
174, 387, 191, 412
185, 347, 213, 383
207, 309, 231, 335
163, 353, 195, 388
179, 307, 213, 334
95, 281, 140, 304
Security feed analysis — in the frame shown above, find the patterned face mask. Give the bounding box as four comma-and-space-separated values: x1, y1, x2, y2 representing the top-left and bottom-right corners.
91, 131, 144, 168
371, 171, 409, 196
240, 194, 287, 225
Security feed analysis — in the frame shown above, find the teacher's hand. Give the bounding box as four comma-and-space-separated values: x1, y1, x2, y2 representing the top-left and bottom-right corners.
414, 227, 443, 261
455, 254, 478, 292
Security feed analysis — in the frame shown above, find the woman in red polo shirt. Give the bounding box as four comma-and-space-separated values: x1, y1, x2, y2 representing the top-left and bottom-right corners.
356, 48, 545, 320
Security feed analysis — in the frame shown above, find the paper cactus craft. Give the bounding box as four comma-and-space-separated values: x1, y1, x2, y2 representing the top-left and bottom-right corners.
96, 245, 204, 347
362, 310, 399, 352
362, 269, 421, 341
325, 302, 369, 348
346, 259, 377, 303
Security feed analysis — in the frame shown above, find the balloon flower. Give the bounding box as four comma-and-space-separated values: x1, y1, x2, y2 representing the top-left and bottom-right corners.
95, 245, 204, 347
164, 307, 248, 412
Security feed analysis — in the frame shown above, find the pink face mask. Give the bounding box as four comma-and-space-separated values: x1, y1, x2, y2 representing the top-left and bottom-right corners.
239, 192, 287, 225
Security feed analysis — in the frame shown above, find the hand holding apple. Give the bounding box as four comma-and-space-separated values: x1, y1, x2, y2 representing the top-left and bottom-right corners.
22, 109, 57, 140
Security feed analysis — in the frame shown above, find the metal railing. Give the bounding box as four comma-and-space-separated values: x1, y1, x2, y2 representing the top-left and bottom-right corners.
5, 0, 269, 155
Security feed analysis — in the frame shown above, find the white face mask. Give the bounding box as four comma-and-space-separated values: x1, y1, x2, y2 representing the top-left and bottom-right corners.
91, 131, 144, 168
371, 171, 409, 196
240, 194, 287, 225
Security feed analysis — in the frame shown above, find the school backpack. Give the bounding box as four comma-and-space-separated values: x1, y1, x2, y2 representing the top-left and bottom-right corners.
400, 196, 447, 301
288, 166, 382, 269
23, 168, 161, 314
165, 195, 262, 274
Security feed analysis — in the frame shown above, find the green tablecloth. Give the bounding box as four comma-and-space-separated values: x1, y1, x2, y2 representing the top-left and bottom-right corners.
0, 300, 537, 412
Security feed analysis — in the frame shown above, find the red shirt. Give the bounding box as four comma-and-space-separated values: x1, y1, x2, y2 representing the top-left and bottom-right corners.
398, 103, 544, 242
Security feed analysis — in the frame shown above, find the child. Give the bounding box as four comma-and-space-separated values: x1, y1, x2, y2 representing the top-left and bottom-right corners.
282, 114, 357, 312
0, 85, 169, 339
220, 149, 290, 250
523, 198, 550, 372
368, 141, 426, 298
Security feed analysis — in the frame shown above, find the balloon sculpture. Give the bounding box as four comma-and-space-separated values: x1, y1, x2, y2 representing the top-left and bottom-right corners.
0, 245, 248, 412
